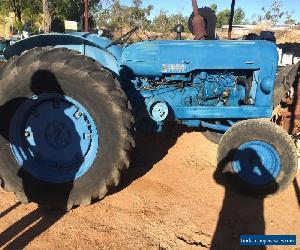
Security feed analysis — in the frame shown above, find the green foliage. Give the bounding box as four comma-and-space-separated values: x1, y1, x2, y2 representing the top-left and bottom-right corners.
0, 0, 42, 32
0, 0, 102, 33
125, 0, 153, 27
261, 0, 285, 24
252, 0, 296, 25
168, 14, 189, 33
95, 0, 153, 33
22, 0, 42, 25
151, 11, 170, 33
210, 4, 217, 13
150, 11, 189, 34
0, 0, 13, 15
13, 19, 23, 32
0, 0, 297, 37
233, 8, 245, 25
216, 9, 230, 28
284, 11, 296, 25
214, 5, 246, 28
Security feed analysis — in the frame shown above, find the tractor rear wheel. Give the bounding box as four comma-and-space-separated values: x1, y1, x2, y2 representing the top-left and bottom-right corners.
217, 119, 298, 197
0, 48, 134, 210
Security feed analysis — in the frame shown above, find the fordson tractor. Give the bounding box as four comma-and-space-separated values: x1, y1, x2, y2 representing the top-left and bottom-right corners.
0, 0, 298, 210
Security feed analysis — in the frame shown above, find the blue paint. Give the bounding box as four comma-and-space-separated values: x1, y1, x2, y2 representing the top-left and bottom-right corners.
4, 35, 281, 185
122, 40, 278, 76
200, 121, 229, 132
232, 141, 281, 186
175, 106, 272, 119
261, 77, 273, 94
148, 100, 169, 122
9, 94, 99, 183
5, 36, 278, 131
4, 34, 121, 75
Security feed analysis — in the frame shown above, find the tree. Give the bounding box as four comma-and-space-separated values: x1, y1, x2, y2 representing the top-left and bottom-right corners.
0, 0, 42, 32
210, 3, 217, 13
151, 10, 170, 33
95, 0, 152, 33
43, 0, 51, 32
92, 0, 112, 27
120, 0, 153, 28
214, 5, 246, 28
0, 0, 104, 33
261, 0, 284, 24
0, 0, 22, 23
284, 10, 296, 25
233, 8, 245, 25
168, 14, 189, 33
150, 10, 189, 34
253, 0, 295, 25
110, 0, 125, 32
216, 9, 230, 28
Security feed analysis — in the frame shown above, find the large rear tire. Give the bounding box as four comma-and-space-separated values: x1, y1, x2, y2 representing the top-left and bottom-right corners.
0, 48, 134, 210
217, 119, 298, 197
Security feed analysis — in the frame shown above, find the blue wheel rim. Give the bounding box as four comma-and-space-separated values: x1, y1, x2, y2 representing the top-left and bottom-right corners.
232, 141, 281, 186
9, 94, 99, 183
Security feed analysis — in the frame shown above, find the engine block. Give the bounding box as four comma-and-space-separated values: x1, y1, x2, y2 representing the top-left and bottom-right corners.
129, 70, 255, 127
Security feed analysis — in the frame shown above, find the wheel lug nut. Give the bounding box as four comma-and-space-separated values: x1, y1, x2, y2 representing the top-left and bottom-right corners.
75, 111, 83, 119
84, 133, 92, 140
24, 131, 31, 137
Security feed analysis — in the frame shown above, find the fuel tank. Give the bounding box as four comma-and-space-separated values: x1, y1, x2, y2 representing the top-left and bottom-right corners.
121, 40, 278, 77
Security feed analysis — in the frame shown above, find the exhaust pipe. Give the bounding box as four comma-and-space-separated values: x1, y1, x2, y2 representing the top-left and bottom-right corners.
191, 0, 206, 40
228, 0, 235, 39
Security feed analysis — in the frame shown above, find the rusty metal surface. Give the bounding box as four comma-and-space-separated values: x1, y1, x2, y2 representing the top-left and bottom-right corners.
273, 62, 300, 106
0, 60, 6, 67
191, 0, 206, 40
273, 71, 300, 138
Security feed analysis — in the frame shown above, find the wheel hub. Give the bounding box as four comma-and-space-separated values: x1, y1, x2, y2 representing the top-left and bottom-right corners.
10, 94, 99, 183
232, 141, 281, 186
45, 122, 72, 148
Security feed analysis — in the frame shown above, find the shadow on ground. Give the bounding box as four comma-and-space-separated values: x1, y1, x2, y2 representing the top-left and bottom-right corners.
0, 121, 297, 249
109, 122, 192, 195
0, 206, 65, 249
211, 148, 279, 250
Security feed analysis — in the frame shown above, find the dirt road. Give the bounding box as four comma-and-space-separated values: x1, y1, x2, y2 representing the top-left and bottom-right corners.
0, 127, 299, 250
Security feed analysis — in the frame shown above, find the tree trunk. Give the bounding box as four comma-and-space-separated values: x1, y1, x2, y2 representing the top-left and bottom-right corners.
12, 0, 22, 23
43, 0, 52, 33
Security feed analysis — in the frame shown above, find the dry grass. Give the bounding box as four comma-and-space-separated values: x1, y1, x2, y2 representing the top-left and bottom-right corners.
276, 29, 300, 44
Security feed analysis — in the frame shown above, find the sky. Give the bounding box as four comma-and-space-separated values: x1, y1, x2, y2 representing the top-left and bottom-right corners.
120, 0, 300, 23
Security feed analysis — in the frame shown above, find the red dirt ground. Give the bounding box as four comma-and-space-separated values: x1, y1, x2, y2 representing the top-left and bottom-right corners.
0, 129, 299, 250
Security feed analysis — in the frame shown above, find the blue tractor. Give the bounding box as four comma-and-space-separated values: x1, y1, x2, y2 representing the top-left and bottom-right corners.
0, 5, 298, 209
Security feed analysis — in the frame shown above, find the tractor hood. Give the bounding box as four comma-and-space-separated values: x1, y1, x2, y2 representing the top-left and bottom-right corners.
121, 40, 278, 77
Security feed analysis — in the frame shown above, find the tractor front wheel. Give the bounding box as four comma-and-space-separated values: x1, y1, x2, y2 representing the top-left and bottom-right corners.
217, 119, 298, 196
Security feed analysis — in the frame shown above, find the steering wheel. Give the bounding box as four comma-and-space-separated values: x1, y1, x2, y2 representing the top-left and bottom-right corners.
105, 24, 141, 49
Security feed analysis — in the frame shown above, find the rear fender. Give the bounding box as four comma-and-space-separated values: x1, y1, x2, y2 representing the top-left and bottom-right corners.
4, 34, 120, 75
